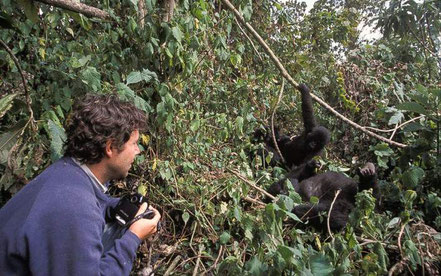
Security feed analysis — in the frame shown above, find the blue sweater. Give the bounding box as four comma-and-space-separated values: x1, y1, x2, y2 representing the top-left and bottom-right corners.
0, 157, 141, 275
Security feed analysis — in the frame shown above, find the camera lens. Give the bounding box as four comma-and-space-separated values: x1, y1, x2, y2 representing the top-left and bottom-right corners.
130, 195, 138, 203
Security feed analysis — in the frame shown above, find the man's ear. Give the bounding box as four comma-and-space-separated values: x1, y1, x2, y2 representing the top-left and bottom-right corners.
105, 140, 114, 158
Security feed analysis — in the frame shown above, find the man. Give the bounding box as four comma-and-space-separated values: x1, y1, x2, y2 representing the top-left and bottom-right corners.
0, 94, 160, 275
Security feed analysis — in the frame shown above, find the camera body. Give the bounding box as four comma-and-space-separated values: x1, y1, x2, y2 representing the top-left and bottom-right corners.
112, 193, 153, 226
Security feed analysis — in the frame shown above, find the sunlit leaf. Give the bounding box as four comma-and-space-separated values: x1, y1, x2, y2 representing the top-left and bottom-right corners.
0, 93, 17, 119
0, 120, 27, 165
47, 119, 66, 162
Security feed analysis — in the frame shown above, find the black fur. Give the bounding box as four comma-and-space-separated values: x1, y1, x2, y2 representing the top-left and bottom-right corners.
266, 159, 320, 199
293, 162, 378, 231
267, 163, 379, 231
252, 84, 330, 169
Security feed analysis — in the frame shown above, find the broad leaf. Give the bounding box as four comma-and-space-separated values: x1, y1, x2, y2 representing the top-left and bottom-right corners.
81, 66, 101, 92
219, 231, 231, 244
47, 119, 66, 162
0, 93, 17, 119
396, 102, 427, 115
0, 120, 27, 165
402, 167, 424, 189
17, 0, 39, 23
126, 71, 143, 85
310, 254, 334, 276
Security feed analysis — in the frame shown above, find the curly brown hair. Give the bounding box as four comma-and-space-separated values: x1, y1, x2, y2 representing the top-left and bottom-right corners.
64, 94, 147, 164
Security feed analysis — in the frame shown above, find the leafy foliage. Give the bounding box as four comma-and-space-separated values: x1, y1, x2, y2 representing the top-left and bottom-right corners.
1, 0, 440, 274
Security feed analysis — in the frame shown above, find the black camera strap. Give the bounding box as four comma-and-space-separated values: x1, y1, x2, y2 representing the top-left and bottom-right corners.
125, 210, 154, 227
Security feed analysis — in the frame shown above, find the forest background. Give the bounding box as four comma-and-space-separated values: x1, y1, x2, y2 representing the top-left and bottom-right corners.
1, 0, 441, 275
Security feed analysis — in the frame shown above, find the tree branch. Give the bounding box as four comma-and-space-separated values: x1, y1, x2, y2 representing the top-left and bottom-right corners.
220, 0, 407, 148
328, 189, 341, 241
35, 0, 109, 19
228, 168, 276, 201
271, 79, 287, 165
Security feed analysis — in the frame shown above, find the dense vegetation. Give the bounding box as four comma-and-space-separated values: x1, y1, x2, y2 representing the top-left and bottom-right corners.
1, 0, 440, 274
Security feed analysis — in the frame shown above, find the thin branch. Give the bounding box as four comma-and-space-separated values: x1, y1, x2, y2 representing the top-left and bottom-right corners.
35, 0, 109, 19
388, 258, 408, 276
398, 222, 406, 257
228, 168, 276, 201
327, 189, 341, 242
163, 255, 182, 276
271, 79, 287, 165
220, 0, 407, 148
389, 115, 425, 140
364, 115, 425, 133
0, 39, 36, 132
244, 196, 266, 207
192, 245, 204, 276
233, 17, 263, 62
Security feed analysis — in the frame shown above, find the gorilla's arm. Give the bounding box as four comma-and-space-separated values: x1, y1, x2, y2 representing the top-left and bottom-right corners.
298, 83, 317, 133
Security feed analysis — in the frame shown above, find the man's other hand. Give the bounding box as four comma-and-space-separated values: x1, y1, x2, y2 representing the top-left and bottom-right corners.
128, 203, 161, 240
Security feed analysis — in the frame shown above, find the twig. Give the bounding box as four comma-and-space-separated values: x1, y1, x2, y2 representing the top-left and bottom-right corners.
192, 244, 205, 276
220, 0, 407, 148
364, 115, 424, 133
233, 17, 263, 62
271, 79, 286, 165
163, 255, 182, 276
388, 258, 408, 276
327, 189, 341, 241
228, 168, 276, 201
398, 222, 407, 257
0, 39, 36, 132
244, 196, 266, 207
389, 115, 425, 140
202, 245, 223, 275
356, 237, 399, 251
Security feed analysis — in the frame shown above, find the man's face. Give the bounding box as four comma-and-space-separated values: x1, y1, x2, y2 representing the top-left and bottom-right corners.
107, 130, 141, 180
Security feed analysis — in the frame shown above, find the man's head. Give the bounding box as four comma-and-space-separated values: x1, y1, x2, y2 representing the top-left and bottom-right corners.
64, 94, 147, 165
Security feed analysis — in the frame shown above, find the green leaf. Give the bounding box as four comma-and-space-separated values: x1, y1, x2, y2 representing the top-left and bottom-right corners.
402, 167, 424, 189
245, 256, 267, 275
182, 211, 190, 224
72, 55, 91, 68
278, 245, 295, 262
126, 71, 143, 85
126, 69, 157, 85
233, 206, 242, 221
47, 119, 66, 162
17, 0, 39, 23
172, 26, 183, 43
396, 102, 427, 115
310, 196, 319, 204
0, 120, 27, 165
373, 243, 388, 273
137, 184, 147, 196
0, 93, 17, 119
388, 111, 404, 125
129, 0, 139, 11
219, 231, 231, 244
310, 254, 334, 276
80, 66, 101, 92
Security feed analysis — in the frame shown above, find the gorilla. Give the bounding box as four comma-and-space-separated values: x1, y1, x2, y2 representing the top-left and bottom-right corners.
267, 162, 379, 231
252, 84, 330, 169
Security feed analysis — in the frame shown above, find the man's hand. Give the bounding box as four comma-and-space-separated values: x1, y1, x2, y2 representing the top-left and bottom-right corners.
129, 203, 161, 240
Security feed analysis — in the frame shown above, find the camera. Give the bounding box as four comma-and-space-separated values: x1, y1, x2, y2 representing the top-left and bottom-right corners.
112, 193, 154, 226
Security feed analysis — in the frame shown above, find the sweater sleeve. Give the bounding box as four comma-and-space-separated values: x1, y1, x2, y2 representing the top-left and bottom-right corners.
26, 187, 141, 276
